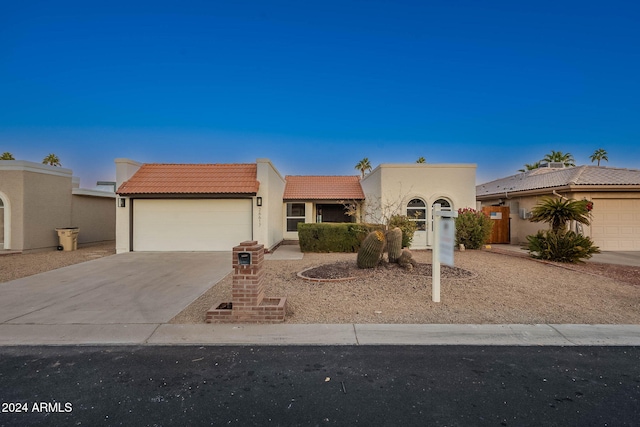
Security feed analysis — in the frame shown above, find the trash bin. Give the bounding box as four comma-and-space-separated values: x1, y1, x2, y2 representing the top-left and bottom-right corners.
55, 227, 79, 251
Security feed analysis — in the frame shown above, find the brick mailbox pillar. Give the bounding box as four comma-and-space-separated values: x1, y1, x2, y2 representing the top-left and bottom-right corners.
207, 241, 286, 323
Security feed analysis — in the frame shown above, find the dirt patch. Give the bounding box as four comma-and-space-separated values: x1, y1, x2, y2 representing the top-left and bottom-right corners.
0, 242, 116, 283
170, 250, 640, 325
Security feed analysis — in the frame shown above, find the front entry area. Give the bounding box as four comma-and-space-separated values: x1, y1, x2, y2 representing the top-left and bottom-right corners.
316, 204, 352, 223
132, 199, 252, 251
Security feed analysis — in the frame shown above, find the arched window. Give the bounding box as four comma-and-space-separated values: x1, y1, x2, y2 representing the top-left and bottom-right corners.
433, 198, 452, 211
407, 198, 426, 230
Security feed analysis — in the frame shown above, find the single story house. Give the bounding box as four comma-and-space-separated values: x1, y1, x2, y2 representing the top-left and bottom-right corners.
0, 160, 116, 251
115, 158, 477, 253
476, 164, 640, 251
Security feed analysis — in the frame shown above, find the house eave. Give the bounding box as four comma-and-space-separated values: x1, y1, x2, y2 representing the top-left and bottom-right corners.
476, 184, 640, 200
117, 193, 257, 199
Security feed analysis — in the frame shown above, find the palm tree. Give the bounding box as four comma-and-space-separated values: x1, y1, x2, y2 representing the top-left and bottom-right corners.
589, 148, 608, 166
0, 152, 15, 160
529, 197, 590, 232
42, 153, 61, 167
354, 158, 372, 178
518, 161, 541, 172
542, 150, 575, 167
416, 157, 426, 163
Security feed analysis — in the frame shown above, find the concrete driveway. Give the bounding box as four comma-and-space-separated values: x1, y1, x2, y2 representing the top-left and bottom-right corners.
0, 252, 230, 326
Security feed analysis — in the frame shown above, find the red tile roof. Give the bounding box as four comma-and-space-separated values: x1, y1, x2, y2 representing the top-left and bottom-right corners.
117, 163, 259, 195
283, 175, 364, 200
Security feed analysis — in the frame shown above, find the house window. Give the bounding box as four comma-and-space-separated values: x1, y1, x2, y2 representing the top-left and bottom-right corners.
432, 198, 453, 231
407, 199, 426, 231
433, 198, 452, 211
286, 203, 306, 232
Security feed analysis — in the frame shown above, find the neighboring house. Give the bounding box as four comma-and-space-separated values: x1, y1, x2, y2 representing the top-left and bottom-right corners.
476, 164, 640, 251
115, 158, 477, 252
0, 160, 116, 251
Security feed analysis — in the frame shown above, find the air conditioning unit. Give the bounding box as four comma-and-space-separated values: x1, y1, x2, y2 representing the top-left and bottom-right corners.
519, 208, 532, 220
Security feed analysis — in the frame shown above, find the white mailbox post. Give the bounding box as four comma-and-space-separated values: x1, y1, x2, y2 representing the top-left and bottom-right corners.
432, 203, 458, 302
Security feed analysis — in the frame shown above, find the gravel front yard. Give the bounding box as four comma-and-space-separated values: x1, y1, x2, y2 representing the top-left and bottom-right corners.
171, 249, 640, 325
0, 242, 116, 283
2, 243, 638, 325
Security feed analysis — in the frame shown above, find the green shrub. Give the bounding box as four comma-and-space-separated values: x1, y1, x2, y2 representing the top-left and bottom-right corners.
297, 223, 383, 253
455, 208, 493, 249
526, 230, 600, 263
388, 215, 417, 248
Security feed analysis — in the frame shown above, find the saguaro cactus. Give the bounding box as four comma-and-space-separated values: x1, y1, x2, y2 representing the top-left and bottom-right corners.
357, 231, 385, 268
386, 227, 403, 263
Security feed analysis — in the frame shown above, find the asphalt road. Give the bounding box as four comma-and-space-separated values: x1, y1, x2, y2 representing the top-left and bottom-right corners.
1, 346, 639, 426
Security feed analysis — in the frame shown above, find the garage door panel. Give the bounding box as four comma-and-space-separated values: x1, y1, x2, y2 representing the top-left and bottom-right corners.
591, 198, 640, 251
133, 199, 252, 251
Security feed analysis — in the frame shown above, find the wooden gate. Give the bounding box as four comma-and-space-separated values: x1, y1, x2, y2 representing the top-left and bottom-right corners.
482, 206, 510, 244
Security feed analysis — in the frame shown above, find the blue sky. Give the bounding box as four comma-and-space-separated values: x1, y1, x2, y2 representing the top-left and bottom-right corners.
1, 0, 639, 188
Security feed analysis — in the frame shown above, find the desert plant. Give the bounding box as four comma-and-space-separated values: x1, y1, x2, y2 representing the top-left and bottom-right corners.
397, 248, 416, 270
386, 227, 403, 263
388, 214, 417, 248
526, 230, 600, 263
357, 230, 385, 268
455, 208, 493, 250
529, 197, 590, 232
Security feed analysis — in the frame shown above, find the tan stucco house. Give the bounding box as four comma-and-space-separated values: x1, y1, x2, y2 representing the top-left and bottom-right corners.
0, 160, 116, 251
476, 164, 640, 251
115, 158, 477, 253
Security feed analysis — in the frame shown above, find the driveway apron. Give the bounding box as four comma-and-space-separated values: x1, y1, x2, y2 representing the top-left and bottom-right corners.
0, 252, 231, 324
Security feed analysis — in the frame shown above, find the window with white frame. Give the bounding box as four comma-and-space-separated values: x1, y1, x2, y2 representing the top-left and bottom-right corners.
407, 198, 426, 230
286, 203, 306, 232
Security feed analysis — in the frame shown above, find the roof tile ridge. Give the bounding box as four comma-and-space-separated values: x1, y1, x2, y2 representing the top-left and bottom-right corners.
568, 165, 588, 185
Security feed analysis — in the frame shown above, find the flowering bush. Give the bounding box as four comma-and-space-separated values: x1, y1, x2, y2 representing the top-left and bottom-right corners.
455, 208, 493, 250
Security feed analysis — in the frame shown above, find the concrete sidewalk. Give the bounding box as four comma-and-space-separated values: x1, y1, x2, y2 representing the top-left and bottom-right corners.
1, 323, 638, 346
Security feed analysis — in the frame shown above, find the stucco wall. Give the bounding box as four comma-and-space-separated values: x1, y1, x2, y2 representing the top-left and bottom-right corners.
22, 170, 73, 250
255, 159, 285, 250
361, 163, 477, 248
71, 194, 116, 243
115, 158, 141, 254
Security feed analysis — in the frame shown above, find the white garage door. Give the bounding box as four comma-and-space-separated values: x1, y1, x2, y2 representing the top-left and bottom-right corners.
591, 199, 640, 251
133, 199, 252, 251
